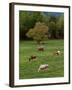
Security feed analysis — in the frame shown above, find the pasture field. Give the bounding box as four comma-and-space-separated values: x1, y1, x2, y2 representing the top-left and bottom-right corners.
19, 40, 64, 79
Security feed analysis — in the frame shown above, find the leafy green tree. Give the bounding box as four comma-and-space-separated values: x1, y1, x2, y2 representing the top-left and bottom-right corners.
19, 11, 43, 40
48, 15, 64, 39
48, 21, 57, 39
56, 15, 64, 38
49, 16, 57, 23
26, 22, 48, 44
41, 13, 50, 26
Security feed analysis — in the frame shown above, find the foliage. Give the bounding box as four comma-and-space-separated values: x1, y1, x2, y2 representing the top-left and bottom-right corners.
19, 11, 43, 40
48, 21, 57, 39
56, 15, 64, 39
19, 11, 64, 40
48, 15, 64, 39
26, 22, 48, 44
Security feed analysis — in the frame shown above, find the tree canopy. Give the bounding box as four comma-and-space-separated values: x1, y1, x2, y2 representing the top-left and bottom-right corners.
26, 22, 48, 44
19, 11, 64, 40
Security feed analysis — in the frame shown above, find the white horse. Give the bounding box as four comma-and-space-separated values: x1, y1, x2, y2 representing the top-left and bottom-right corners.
38, 64, 48, 72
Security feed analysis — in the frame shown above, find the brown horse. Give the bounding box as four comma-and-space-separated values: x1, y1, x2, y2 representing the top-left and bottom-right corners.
29, 55, 36, 62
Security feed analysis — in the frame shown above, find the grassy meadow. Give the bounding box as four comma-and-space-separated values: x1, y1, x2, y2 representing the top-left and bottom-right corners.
19, 40, 64, 79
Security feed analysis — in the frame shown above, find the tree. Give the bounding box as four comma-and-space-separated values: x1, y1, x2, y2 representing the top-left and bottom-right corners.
48, 15, 64, 39
26, 22, 48, 44
49, 16, 57, 23
19, 11, 43, 40
48, 21, 57, 39
56, 15, 64, 39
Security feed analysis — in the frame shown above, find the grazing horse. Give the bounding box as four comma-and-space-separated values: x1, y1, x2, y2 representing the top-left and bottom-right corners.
38, 45, 44, 51
29, 55, 36, 62
38, 47, 44, 51
56, 50, 60, 55
53, 49, 61, 56
38, 64, 48, 72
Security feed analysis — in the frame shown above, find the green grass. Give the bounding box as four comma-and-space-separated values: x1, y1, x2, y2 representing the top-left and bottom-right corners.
19, 40, 64, 79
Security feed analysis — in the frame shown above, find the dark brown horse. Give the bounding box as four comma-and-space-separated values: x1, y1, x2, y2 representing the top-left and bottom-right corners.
29, 55, 36, 61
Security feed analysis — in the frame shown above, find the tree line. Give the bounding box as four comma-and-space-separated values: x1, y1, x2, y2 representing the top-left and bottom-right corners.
19, 11, 64, 40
